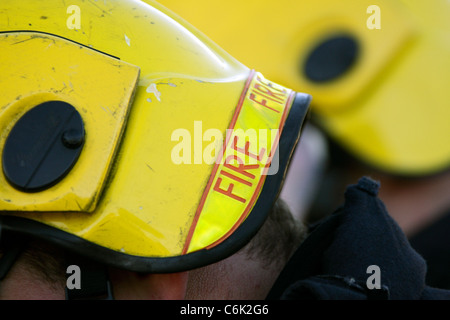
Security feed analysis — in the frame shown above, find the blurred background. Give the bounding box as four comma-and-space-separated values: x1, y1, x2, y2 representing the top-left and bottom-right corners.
158, 0, 450, 289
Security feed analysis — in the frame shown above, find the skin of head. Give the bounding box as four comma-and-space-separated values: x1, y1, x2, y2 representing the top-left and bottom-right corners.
0, 198, 307, 300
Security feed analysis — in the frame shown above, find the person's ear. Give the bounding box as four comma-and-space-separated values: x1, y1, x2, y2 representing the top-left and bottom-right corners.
108, 268, 188, 300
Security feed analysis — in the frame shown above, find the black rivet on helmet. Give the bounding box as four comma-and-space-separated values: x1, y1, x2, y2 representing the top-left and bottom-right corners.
62, 128, 84, 149
303, 34, 359, 83
2, 101, 85, 192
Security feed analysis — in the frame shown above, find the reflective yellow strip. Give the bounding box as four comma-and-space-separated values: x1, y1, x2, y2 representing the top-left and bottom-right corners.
184, 71, 295, 254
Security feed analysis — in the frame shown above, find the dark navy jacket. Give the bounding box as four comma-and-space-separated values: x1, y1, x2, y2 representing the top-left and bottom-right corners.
267, 177, 450, 300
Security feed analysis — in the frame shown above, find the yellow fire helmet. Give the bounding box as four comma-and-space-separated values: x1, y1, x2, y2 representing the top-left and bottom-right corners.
0, 0, 311, 277
160, 0, 450, 176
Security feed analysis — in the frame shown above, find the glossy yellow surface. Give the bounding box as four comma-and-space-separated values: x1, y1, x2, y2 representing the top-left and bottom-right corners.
0, 32, 140, 213
161, 0, 450, 175
186, 72, 295, 254
0, 0, 298, 259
